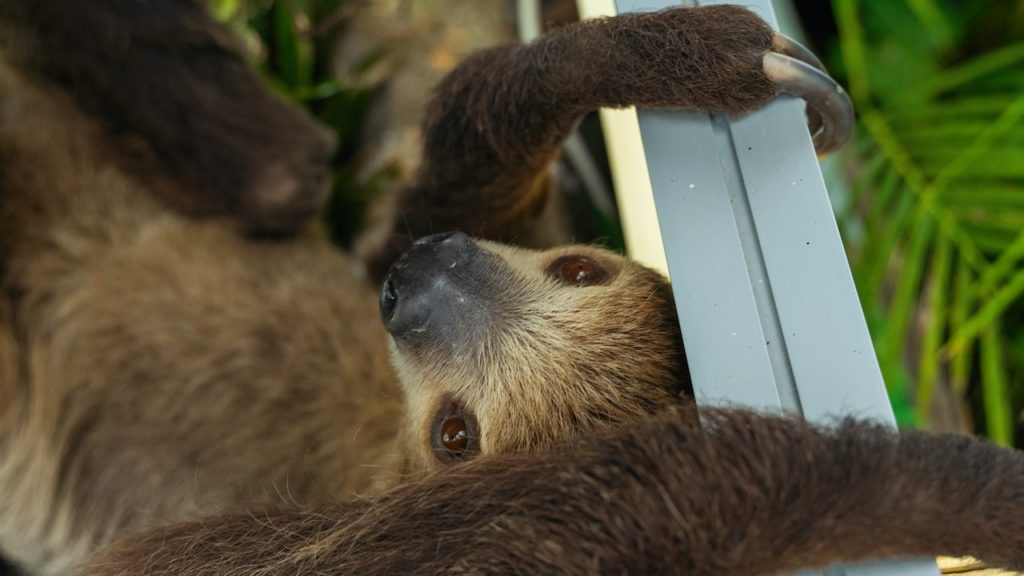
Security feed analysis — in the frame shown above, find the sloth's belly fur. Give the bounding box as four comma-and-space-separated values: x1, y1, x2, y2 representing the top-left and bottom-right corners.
0, 61, 408, 574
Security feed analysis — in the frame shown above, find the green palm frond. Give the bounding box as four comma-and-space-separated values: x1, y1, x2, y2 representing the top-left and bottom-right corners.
834, 0, 1024, 443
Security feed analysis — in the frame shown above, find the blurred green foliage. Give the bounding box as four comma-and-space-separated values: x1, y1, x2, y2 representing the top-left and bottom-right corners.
832, 0, 1024, 442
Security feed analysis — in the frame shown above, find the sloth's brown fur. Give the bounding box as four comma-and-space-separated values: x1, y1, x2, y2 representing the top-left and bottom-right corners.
0, 60, 396, 572
83, 407, 1024, 575
4, 2, 1022, 575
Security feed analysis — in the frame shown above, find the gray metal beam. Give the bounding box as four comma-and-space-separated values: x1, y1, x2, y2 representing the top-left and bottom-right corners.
613, 0, 940, 574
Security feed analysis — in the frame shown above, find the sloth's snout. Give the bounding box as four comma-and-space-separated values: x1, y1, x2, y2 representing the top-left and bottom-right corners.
380, 231, 488, 344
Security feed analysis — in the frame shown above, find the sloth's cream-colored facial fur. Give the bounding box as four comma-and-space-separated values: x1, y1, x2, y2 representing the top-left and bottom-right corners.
381, 232, 688, 473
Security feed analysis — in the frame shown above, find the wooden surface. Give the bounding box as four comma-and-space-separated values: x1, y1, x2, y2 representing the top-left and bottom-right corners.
938, 557, 1020, 575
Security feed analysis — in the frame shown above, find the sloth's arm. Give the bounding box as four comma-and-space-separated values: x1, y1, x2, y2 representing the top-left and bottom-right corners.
82, 408, 1024, 576
361, 5, 780, 279
1, 0, 334, 234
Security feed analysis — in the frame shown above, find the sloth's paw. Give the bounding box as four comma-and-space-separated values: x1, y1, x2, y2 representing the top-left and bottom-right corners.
140, 75, 336, 235
641, 5, 853, 153
230, 110, 336, 235
196, 94, 336, 235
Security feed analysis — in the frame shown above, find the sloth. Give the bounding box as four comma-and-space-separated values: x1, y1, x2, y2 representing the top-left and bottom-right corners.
2, 1, 1021, 575
0, 2, 776, 573
83, 406, 1024, 575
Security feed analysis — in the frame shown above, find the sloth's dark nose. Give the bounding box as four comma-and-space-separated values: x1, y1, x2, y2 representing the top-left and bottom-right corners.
380, 231, 488, 343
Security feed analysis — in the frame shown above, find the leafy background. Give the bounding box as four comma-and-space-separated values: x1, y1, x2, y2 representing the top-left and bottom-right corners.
217, 0, 1024, 444
826, 0, 1024, 444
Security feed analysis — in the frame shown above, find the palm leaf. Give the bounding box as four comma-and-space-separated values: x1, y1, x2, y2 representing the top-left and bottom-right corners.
834, 0, 1024, 443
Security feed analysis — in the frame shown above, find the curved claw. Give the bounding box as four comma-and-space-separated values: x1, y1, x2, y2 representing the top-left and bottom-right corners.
763, 48, 854, 156
771, 33, 827, 74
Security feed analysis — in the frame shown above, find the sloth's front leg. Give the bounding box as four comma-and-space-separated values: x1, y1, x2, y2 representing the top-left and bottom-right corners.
3, 0, 335, 234
361, 5, 850, 280
78, 408, 1024, 576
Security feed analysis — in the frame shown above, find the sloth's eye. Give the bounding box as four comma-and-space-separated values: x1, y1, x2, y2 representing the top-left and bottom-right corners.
546, 255, 609, 287
441, 417, 468, 453
431, 399, 480, 463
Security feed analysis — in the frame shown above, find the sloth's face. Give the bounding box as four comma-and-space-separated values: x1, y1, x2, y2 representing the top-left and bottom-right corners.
380, 232, 689, 474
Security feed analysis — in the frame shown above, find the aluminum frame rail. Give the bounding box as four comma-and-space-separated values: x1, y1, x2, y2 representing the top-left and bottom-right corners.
594, 0, 941, 573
